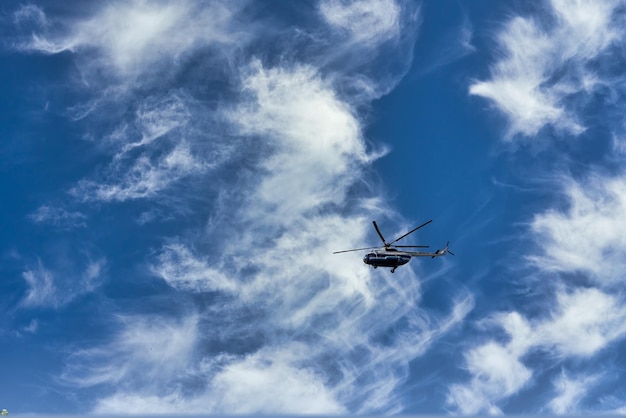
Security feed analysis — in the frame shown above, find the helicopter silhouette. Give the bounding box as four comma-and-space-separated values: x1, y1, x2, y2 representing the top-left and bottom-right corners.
333, 220, 454, 273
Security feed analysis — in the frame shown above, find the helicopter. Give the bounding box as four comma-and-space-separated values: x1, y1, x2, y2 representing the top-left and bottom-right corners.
333, 220, 454, 273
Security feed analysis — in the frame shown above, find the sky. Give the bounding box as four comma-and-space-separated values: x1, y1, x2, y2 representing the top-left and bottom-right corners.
2, 0, 626, 415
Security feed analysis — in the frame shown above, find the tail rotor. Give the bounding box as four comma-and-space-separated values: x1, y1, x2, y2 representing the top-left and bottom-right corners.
432, 241, 455, 258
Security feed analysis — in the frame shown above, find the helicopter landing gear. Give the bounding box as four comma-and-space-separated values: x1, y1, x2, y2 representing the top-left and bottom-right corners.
391, 267, 396, 273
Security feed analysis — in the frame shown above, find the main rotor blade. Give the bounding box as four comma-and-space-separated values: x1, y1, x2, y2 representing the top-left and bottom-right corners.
389, 219, 432, 245
394, 245, 430, 248
372, 221, 388, 245
333, 246, 380, 254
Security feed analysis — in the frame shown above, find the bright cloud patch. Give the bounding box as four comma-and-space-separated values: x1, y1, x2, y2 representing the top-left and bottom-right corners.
209, 345, 346, 414
16, 1, 242, 78
529, 174, 626, 285
319, 0, 401, 46
449, 287, 626, 413
470, 0, 624, 138
64, 314, 199, 388
547, 372, 600, 414
231, 61, 370, 223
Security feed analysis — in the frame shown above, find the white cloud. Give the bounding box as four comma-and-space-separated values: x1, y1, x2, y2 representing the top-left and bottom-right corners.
529, 174, 626, 285
537, 287, 626, 357
448, 287, 626, 413
12, 4, 47, 26
209, 344, 346, 414
65, 314, 198, 388
82, 294, 471, 414
229, 61, 371, 225
90, 345, 346, 414
71, 141, 207, 202
20, 258, 105, 309
152, 243, 236, 293
126, 95, 191, 152
319, 0, 401, 46
100, 59, 471, 407
21, 261, 57, 308
547, 371, 600, 414
17, 0, 244, 79
66, 91, 230, 205
447, 312, 532, 414
470, 0, 624, 138
13, 1, 468, 414
28, 205, 87, 228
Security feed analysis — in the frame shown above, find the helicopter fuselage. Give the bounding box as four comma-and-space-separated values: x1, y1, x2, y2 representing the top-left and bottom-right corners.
363, 249, 411, 270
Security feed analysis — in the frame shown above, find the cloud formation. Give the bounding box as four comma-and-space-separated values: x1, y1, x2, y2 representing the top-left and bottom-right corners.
11, 0, 473, 414
547, 371, 600, 414
28, 205, 87, 229
529, 174, 626, 285
20, 258, 105, 309
448, 287, 626, 414
15, 1, 243, 79
448, 1, 626, 414
319, 0, 400, 46
469, 0, 624, 138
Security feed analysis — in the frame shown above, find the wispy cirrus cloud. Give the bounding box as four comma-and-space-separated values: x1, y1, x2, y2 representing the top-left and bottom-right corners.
319, 0, 401, 46
470, 0, 625, 138
449, 1, 626, 414
529, 174, 626, 285
448, 286, 626, 414
14, 1, 244, 80
546, 371, 600, 414
63, 314, 199, 388
28, 205, 87, 229
12, 0, 473, 414
71, 141, 208, 202
152, 243, 236, 294
9, 2, 238, 209
20, 258, 105, 309
21, 261, 57, 309
134, 58, 473, 413
11, 4, 47, 27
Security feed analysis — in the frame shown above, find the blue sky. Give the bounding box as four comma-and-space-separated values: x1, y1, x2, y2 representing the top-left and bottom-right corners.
2, 0, 626, 414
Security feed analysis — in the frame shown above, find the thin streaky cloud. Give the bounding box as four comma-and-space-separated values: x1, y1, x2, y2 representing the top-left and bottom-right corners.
20, 258, 105, 309
70, 142, 208, 202
319, 0, 401, 46
12, 4, 47, 26
17, 0, 472, 414
20, 260, 57, 309
27, 205, 87, 229
416, 13, 475, 76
